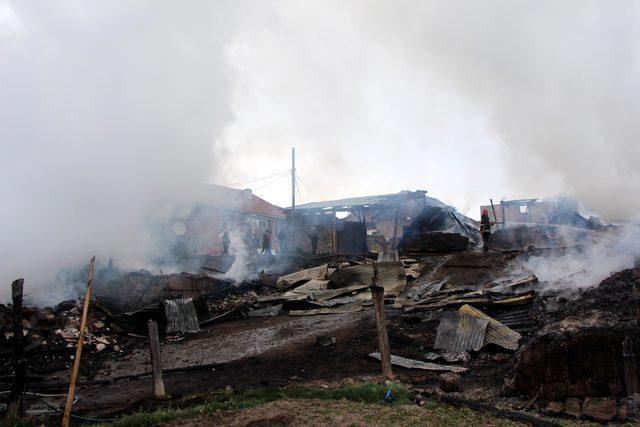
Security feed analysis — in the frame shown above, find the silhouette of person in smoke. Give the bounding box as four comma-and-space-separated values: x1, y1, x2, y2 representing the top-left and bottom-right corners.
221, 231, 230, 256
309, 227, 319, 256
261, 229, 272, 255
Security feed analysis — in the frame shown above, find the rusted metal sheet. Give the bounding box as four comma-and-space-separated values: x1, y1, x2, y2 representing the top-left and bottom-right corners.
434, 311, 488, 353
459, 304, 521, 350
369, 352, 468, 373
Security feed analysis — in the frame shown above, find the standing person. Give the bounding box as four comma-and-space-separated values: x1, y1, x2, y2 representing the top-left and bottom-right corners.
221, 231, 230, 256
277, 227, 288, 255
261, 229, 272, 255
480, 209, 493, 253
309, 227, 320, 256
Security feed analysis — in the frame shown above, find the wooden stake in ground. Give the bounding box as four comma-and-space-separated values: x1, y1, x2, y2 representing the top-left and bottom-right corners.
7, 278, 25, 419
62, 256, 95, 427
370, 263, 394, 381
147, 319, 166, 397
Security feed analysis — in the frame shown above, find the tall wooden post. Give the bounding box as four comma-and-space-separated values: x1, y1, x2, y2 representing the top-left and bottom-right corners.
62, 257, 95, 427
370, 264, 394, 381
148, 320, 166, 397
7, 279, 25, 419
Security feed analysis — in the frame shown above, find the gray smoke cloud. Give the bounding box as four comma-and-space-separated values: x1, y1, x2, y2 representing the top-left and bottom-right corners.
0, 1, 244, 299
2, 1, 639, 301
220, 1, 640, 221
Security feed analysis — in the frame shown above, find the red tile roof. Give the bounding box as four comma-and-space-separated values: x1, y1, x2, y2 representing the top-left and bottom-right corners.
205, 184, 285, 219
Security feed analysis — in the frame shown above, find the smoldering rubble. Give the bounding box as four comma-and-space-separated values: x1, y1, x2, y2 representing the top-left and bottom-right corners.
1, 200, 639, 424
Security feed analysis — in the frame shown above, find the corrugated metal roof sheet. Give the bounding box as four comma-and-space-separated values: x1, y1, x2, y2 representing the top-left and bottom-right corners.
459, 304, 521, 350
328, 262, 407, 296
434, 311, 488, 353
164, 298, 200, 334
288, 190, 438, 211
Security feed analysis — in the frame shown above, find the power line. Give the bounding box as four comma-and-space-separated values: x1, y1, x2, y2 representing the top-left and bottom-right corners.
225, 169, 291, 188
253, 170, 290, 191
296, 173, 321, 201
296, 178, 304, 204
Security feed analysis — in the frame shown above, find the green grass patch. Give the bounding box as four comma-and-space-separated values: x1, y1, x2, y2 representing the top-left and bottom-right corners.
102, 381, 410, 427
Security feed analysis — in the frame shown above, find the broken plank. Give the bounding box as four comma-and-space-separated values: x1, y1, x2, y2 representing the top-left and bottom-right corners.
369, 352, 467, 373
276, 264, 329, 290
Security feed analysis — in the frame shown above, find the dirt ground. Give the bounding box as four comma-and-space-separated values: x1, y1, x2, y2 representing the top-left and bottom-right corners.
162, 398, 526, 427
62, 304, 511, 419
67, 309, 382, 417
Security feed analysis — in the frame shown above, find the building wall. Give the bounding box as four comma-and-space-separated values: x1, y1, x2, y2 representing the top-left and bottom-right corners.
480, 200, 571, 225
290, 212, 335, 254
181, 205, 284, 255
364, 199, 423, 242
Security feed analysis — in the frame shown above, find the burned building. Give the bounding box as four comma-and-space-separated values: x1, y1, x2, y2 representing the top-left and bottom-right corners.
172, 185, 286, 257
480, 197, 602, 229
285, 190, 457, 255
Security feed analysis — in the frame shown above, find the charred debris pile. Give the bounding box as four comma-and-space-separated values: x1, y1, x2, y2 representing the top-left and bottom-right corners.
1, 218, 638, 423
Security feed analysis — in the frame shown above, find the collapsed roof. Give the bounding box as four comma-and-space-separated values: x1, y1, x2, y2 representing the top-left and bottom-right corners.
286, 190, 443, 213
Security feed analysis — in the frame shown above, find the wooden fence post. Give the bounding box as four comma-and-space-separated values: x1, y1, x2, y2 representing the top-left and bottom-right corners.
7, 278, 25, 419
370, 263, 394, 381
62, 256, 95, 427
148, 319, 166, 397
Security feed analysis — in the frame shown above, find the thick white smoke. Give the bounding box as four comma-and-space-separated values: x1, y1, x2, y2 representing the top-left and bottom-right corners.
523, 224, 640, 292
220, 1, 640, 221
2, 1, 639, 302
0, 1, 242, 300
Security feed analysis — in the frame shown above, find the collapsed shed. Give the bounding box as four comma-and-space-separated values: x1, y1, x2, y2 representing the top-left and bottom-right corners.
285, 190, 454, 255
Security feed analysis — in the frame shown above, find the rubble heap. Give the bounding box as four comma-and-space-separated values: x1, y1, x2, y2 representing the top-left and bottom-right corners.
514, 268, 640, 420
0, 300, 137, 379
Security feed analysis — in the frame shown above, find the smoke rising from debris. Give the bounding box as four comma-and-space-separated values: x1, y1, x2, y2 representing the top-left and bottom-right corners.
523, 224, 640, 292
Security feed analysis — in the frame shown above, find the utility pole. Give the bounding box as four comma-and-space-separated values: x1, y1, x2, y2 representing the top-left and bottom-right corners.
290, 147, 296, 251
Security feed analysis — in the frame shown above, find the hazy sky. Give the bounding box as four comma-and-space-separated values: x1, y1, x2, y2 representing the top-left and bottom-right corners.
1, 1, 639, 292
